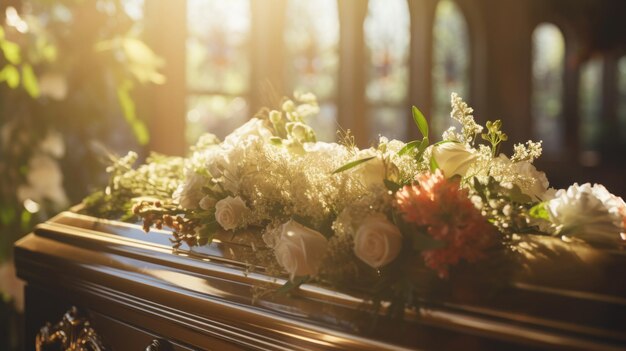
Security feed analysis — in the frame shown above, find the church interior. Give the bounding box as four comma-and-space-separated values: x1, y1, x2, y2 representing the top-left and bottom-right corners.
1, 0, 626, 350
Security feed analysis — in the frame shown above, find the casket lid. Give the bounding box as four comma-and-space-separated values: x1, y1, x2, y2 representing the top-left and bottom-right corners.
14, 211, 626, 350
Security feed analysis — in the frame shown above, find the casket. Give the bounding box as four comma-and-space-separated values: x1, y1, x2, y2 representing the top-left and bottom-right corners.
14, 210, 626, 350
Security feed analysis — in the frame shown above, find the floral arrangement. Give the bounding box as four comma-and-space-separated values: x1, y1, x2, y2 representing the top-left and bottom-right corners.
83, 92, 626, 316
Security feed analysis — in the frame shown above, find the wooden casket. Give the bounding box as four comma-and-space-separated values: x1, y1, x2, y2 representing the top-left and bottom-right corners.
14, 211, 626, 350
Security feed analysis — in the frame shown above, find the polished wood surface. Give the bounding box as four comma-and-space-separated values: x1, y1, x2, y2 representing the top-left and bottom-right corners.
14, 211, 626, 350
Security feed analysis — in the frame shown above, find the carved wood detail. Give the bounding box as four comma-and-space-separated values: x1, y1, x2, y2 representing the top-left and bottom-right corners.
36, 306, 106, 351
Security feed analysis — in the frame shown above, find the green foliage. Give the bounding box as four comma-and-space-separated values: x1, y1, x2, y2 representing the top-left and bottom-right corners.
21, 64, 40, 98
530, 202, 550, 221
332, 156, 376, 174
429, 154, 439, 172
383, 179, 402, 192
412, 106, 429, 139
397, 140, 421, 156
395, 105, 433, 171
117, 80, 149, 145
81, 152, 185, 221
0, 40, 21, 65
481, 120, 508, 156
0, 65, 20, 88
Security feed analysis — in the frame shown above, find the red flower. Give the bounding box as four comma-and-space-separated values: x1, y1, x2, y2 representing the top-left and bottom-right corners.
395, 170, 497, 277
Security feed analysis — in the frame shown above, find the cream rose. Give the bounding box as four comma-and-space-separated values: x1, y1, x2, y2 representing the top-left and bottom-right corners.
215, 196, 249, 231
354, 214, 403, 269
431, 142, 478, 178
353, 153, 397, 189
272, 220, 328, 280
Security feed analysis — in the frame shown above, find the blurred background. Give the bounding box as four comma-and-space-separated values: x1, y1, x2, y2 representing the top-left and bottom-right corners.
1, 0, 625, 349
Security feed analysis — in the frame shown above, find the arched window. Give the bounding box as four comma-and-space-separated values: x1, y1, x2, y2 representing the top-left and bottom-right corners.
364, 0, 410, 141
186, 0, 251, 145
531, 23, 565, 154
285, 0, 339, 141
432, 0, 470, 138
618, 56, 626, 143
579, 57, 604, 156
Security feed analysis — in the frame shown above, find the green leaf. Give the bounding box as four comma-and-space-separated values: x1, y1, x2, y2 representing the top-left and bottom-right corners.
398, 140, 421, 156
0, 40, 21, 64
384, 179, 402, 192
429, 155, 439, 172
0, 65, 20, 88
332, 156, 375, 174
22, 64, 40, 98
529, 202, 550, 220
117, 80, 149, 145
131, 120, 149, 146
412, 232, 446, 251
410, 137, 430, 163
507, 183, 532, 203
276, 276, 309, 295
0, 205, 16, 226
412, 106, 429, 138
432, 140, 455, 147
269, 137, 283, 146
20, 210, 32, 231
197, 222, 217, 246
417, 137, 430, 152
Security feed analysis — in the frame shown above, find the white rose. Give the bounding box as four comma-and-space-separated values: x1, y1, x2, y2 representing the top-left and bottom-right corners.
215, 196, 249, 231
223, 118, 273, 147
173, 172, 206, 209
354, 214, 403, 269
547, 183, 626, 243
272, 220, 328, 280
431, 142, 478, 178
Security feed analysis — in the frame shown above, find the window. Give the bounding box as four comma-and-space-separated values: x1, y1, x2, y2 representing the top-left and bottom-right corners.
185, 0, 251, 145
579, 57, 603, 154
432, 0, 470, 138
618, 56, 626, 143
284, 0, 339, 141
531, 23, 565, 154
364, 0, 410, 142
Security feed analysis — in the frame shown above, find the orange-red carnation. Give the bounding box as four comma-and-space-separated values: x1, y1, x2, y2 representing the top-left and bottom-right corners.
395, 170, 497, 277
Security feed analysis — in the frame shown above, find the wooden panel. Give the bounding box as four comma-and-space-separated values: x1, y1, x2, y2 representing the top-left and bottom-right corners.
14, 212, 626, 350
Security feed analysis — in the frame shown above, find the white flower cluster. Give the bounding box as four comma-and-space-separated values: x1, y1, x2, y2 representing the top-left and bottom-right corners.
170, 95, 422, 279
547, 183, 626, 243
166, 92, 625, 281
450, 92, 483, 144
512, 140, 543, 162
436, 94, 624, 244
